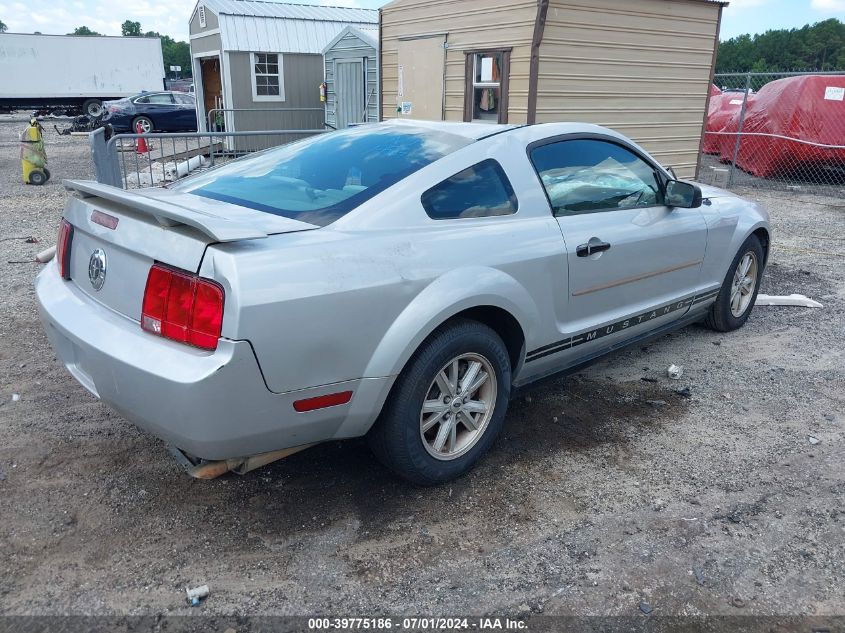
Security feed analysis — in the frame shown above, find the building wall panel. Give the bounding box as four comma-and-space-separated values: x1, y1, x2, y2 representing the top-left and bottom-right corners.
380, 0, 537, 122
537, 0, 721, 177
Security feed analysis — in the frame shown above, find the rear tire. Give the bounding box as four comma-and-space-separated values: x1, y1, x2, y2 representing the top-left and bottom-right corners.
82, 99, 103, 118
705, 234, 764, 332
28, 170, 47, 186
367, 319, 511, 486
132, 116, 154, 134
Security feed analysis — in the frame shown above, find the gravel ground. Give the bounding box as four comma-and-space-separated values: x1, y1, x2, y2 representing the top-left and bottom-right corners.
1, 118, 843, 620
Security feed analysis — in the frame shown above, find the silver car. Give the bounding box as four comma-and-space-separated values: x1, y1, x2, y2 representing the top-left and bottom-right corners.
36, 120, 770, 485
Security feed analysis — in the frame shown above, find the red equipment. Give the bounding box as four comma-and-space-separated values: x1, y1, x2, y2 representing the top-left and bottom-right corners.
136, 121, 149, 154
717, 75, 845, 178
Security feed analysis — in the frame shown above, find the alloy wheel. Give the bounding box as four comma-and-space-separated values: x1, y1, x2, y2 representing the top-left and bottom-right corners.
730, 251, 758, 317
419, 353, 497, 461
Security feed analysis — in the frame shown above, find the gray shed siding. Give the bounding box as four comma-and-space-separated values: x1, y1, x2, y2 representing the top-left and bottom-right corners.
227, 51, 324, 149
324, 31, 378, 128
190, 32, 222, 55
190, 4, 220, 33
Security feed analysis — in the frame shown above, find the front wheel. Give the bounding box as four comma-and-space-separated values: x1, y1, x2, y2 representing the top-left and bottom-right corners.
705, 234, 765, 332
368, 319, 511, 485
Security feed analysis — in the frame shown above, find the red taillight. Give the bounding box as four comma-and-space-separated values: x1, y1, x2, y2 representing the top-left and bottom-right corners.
56, 219, 73, 280
293, 391, 354, 413
141, 264, 224, 351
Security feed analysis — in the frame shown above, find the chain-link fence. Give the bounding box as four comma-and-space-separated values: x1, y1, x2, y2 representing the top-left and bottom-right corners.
698, 71, 845, 193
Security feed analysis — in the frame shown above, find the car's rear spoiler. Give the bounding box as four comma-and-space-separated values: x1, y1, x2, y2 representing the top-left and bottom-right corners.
63, 180, 317, 242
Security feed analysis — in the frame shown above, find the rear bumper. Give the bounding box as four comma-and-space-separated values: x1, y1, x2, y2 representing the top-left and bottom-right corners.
100, 114, 133, 132
35, 262, 393, 460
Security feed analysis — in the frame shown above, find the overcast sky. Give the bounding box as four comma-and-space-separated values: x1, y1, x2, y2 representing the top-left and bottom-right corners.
0, 0, 843, 42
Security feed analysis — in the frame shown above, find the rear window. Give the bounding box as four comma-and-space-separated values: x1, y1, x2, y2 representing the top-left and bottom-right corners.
173, 125, 473, 226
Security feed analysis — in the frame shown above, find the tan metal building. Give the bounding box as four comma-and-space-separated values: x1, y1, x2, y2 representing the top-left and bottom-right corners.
379, 0, 726, 177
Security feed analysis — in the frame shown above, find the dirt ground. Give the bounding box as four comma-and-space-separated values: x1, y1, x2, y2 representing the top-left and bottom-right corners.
1, 118, 843, 620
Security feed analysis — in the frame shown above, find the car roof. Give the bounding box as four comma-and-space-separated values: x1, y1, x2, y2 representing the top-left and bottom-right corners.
382, 118, 519, 140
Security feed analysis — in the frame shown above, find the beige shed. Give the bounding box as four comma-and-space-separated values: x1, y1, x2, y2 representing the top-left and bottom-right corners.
379, 0, 726, 178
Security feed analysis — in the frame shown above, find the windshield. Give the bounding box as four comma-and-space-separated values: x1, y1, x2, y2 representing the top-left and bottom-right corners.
173, 124, 473, 226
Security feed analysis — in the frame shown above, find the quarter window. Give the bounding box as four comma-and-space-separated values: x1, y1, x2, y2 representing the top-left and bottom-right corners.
252, 53, 284, 101
421, 159, 517, 220
530, 139, 663, 216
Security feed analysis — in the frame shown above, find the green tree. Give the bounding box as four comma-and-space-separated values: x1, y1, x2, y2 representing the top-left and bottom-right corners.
716, 18, 845, 72
121, 20, 141, 36
0, 19, 8, 32
140, 28, 192, 77
70, 25, 101, 36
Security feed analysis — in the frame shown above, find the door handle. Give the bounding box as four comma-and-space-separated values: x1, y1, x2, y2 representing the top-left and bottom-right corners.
576, 240, 611, 258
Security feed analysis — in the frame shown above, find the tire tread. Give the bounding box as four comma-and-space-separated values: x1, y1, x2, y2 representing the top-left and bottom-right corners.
368, 318, 510, 486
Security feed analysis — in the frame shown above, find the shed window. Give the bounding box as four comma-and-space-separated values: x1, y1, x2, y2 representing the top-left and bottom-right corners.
251, 53, 285, 101
465, 51, 510, 123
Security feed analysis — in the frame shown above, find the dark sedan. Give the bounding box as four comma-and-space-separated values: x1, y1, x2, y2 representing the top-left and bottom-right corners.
102, 91, 198, 133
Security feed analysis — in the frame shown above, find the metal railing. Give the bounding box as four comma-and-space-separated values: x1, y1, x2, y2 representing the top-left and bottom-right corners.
90, 127, 327, 190
698, 70, 845, 192
206, 107, 324, 134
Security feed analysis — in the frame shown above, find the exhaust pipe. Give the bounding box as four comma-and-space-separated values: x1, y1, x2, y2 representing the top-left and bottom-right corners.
168, 444, 316, 479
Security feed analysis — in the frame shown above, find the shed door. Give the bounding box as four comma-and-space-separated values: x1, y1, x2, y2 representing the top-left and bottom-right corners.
397, 35, 445, 121
335, 59, 365, 129
200, 56, 223, 129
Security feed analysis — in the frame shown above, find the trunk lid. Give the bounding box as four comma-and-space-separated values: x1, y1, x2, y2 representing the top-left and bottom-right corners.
61, 180, 317, 321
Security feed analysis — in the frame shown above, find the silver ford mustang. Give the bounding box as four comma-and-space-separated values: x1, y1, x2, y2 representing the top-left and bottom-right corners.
36, 120, 770, 485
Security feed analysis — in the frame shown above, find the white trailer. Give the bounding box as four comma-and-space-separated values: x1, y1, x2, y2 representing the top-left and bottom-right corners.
0, 33, 165, 116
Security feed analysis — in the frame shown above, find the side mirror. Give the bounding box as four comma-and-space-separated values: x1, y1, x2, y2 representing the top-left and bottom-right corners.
665, 180, 703, 209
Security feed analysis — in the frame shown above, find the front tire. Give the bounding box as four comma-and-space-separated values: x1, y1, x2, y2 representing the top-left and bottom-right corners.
368, 319, 511, 485
705, 234, 764, 332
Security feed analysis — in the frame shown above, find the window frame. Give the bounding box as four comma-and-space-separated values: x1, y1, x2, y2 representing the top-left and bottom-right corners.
421, 158, 519, 221
250, 52, 285, 102
526, 134, 671, 218
133, 92, 175, 105
463, 48, 511, 124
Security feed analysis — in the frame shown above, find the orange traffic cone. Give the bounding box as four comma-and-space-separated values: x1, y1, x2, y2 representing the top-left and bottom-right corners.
136, 121, 149, 154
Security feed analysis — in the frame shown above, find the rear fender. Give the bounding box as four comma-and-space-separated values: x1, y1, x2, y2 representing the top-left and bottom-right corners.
363, 266, 539, 381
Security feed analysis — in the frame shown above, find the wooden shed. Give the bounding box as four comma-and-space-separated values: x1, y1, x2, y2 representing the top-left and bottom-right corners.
323, 26, 379, 129
188, 0, 377, 138
379, 0, 726, 178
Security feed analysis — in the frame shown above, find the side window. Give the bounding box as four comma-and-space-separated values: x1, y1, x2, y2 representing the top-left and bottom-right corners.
530, 139, 663, 216
175, 93, 195, 105
147, 93, 175, 104
134, 96, 149, 104
252, 52, 285, 101
421, 159, 518, 220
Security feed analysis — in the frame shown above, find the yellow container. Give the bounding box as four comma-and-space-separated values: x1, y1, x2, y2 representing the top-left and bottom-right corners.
20, 119, 50, 185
